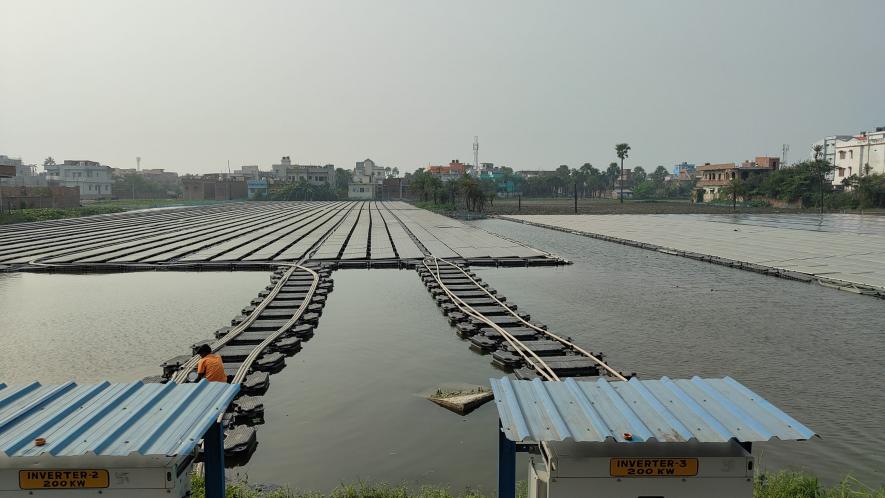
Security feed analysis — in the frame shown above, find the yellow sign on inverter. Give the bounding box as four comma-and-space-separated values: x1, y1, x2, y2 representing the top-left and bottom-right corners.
19, 469, 110, 489
609, 457, 699, 477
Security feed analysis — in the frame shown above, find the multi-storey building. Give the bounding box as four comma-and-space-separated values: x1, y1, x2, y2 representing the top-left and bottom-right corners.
44, 160, 113, 199
348, 158, 388, 199
271, 156, 334, 185
425, 160, 469, 183
694, 157, 780, 202
831, 128, 885, 187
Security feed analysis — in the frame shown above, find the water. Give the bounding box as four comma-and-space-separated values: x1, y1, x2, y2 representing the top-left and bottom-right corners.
2, 216, 884, 490
471, 218, 885, 487
0, 271, 268, 384
236, 269, 504, 493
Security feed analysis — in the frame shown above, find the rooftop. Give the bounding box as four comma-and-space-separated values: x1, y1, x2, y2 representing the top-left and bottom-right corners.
0, 380, 239, 463
490, 376, 815, 444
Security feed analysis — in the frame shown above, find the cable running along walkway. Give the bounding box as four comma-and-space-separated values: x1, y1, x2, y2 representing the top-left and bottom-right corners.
421, 256, 627, 381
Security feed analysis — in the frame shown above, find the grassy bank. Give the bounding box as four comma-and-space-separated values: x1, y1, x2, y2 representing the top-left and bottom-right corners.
89, 198, 226, 209
0, 205, 127, 224
191, 472, 885, 498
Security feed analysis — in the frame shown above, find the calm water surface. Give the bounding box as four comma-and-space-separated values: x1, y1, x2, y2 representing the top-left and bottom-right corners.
471, 218, 885, 487
0, 271, 268, 383
2, 216, 884, 490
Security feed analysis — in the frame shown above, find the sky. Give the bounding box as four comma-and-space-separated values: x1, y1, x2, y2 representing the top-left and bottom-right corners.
2, 0, 884, 175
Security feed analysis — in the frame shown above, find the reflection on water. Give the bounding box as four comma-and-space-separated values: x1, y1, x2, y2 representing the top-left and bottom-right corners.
0, 271, 268, 384
3, 215, 884, 490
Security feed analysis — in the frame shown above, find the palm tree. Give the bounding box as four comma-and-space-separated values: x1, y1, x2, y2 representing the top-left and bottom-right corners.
615, 143, 631, 203
812, 144, 825, 214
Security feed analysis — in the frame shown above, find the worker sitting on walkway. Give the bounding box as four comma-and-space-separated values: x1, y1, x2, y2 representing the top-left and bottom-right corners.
196, 344, 227, 383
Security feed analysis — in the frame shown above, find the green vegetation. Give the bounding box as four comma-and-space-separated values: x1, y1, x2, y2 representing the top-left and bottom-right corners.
93, 198, 224, 209
430, 386, 489, 400
113, 172, 180, 198
754, 472, 885, 498
190, 473, 885, 498
408, 172, 496, 212
190, 476, 495, 498
270, 179, 339, 201
0, 205, 126, 224
707, 159, 885, 211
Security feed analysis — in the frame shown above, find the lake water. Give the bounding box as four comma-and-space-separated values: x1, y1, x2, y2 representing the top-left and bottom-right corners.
0, 271, 268, 384
2, 217, 884, 491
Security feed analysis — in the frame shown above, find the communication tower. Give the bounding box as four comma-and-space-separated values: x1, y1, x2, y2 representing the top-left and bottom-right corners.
473, 136, 479, 173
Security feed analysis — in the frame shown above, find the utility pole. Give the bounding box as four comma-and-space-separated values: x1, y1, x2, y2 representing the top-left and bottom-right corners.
574, 180, 578, 214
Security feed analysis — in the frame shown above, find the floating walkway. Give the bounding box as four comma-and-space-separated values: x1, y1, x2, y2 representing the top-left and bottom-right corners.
500, 214, 885, 299
0, 201, 564, 271
419, 257, 631, 381
150, 263, 333, 464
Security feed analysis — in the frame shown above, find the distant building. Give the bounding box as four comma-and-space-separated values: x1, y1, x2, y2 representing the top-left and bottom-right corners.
271, 156, 334, 185
811, 136, 851, 168
182, 175, 247, 201
45, 160, 113, 199
830, 128, 885, 187
0, 155, 45, 186
425, 160, 469, 182
673, 162, 696, 176
348, 158, 388, 199
381, 177, 412, 200
238, 165, 260, 177
694, 157, 780, 202
614, 168, 633, 188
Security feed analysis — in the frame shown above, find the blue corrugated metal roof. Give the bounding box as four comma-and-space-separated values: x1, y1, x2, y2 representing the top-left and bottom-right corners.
0, 380, 239, 459
490, 376, 815, 444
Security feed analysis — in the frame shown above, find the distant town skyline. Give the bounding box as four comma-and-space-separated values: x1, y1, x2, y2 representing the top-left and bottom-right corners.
2, 0, 883, 175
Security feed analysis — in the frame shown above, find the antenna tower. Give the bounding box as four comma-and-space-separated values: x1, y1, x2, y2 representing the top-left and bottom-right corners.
781, 144, 789, 165
136, 156, 141, 171
473, 136, 479, 172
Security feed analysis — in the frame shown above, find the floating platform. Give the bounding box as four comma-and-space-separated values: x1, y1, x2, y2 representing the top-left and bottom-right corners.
155, 266, 334, 465
421, 260, 612, 380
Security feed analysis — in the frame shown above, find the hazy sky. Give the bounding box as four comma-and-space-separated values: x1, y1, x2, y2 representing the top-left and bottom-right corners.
2, 0, 883, 175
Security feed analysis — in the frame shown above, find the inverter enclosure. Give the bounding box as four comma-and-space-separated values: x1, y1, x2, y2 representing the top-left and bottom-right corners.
527, 440, 753, 498
0, 453, 194, 497
0, 381, 239, 498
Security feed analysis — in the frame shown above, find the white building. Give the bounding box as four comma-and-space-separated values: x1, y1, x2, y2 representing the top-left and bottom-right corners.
0, 155, 46, 186
271, 156, 334, 185
830, 127, 885, 187
45, 160, 113, 199
348, 158, 387, 199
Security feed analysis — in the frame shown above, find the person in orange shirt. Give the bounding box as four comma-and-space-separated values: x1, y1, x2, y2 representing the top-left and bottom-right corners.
196, 344, 227, 383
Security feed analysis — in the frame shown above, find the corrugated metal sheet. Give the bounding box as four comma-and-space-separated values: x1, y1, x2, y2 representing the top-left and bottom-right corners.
0, 380, 239, 459
490, 376, 815, 444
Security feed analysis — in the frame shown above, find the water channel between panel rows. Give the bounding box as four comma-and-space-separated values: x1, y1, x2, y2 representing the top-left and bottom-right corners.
2, 217, 884, 490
